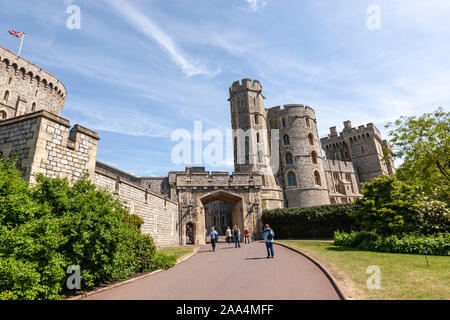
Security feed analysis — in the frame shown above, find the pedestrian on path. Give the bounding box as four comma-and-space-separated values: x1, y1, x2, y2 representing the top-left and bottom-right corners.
264, 224, 275, 258
233, 225, 241, 248
209, 227, 219, 252
243, 226, 250, 244
225, 226, 232, 244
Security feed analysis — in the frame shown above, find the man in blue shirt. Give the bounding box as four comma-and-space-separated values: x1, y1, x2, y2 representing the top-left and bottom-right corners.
209, 227, 219, 252
264, 224, 275, 258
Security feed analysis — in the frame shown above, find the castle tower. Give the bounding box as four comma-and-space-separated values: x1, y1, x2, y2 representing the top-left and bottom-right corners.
267, 105, 330, 207
229, 79, 284, 210
0, 46, 66, 121
320, 121, 395, 183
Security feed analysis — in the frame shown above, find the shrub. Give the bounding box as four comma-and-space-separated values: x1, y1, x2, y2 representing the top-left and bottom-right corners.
0, 157, 173, 300
262, 204, 357, 239
351, 176, 449, 236
151, 252, 177, 270
333, 231, 450, 256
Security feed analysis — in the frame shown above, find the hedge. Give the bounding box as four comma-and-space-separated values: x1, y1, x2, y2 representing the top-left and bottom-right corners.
262, 204, 358, 239
334, 231, 450, 256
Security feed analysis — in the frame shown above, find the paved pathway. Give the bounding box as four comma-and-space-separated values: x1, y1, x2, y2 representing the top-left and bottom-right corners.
84, 242, 340, 300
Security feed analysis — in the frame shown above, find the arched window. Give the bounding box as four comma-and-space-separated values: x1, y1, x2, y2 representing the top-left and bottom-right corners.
3, 91, 9, 103
305, 116, 310, 128
35, 90, 38, 97
8, 77, 12, 85
308, 133, 314, 145
32, 103, 36, 112
0, 110, 6, 120
287, 172, 297, 186
254, 114, 259, 124
314, 171, 322, 186
285, 152, 293, 165
258, 151, 263, 164
256, 132, 260, 143
282, 118, 287, 128
311, 151, 318, 164
283, 134, 290, 145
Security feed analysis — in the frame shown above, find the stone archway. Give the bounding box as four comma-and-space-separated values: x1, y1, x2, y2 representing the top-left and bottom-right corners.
200, 191, 246, 245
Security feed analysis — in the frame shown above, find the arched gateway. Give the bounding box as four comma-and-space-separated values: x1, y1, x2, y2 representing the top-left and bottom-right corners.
169, 167, 265, 245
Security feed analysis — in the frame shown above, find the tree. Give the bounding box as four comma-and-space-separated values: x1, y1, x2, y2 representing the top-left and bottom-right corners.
386, 107, 449, 202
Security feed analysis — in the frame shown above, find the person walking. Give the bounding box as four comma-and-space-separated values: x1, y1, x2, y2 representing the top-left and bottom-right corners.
225, 226, 232, 244
264, 224, 275, 258
233, 225, 241, 248
243, 226, 250, 244
209, 227, 219, 252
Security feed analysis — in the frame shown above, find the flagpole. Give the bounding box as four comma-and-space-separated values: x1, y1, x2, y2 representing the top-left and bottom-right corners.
17, 34, 25, 58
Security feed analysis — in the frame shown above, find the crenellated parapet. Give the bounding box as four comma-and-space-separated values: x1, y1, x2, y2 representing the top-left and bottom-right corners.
229, 78, 263, 97
0, 46, 66, 119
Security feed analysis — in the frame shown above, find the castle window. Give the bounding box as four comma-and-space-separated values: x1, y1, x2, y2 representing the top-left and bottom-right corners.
287, 172, 297, 186
361, 146, 365, 154
256, 132, 260, 143
283, 135, 290, 145
305, 117, 310, 128
254, 114, 259, 125
308, 133, 314, 145
258, 151, 263, 164
285, 152, 294, 165
3, 91, 9, 103
282, 118, 287, 128
331, 198, 337, 205
344, 151, 349, 160
311, 151, 318, 164
35, 90, 38, 97
314, 171, 322, 186
8, 77, 12, 85
32, 103, 36, 112
0, 110, 6, 121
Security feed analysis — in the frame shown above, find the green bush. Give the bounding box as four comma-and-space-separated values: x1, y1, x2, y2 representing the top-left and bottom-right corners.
351, 176, 449, 236
262, 204, 357, 239
334, 231, 450, 256
0, 157, 175, 300
151, 252, 177, 270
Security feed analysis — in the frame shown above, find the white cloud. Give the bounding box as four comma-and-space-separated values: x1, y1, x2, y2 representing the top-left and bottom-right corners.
107, 0, 218, 77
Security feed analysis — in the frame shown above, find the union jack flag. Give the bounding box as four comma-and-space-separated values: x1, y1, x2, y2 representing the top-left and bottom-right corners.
8, 29, 25, 39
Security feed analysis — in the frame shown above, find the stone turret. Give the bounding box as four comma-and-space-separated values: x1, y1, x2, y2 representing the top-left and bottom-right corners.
0, 46, 66, 121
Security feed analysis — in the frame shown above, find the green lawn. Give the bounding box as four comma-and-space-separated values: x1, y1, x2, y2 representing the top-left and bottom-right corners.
158, 246, 195, 261
278, 240, 450, 300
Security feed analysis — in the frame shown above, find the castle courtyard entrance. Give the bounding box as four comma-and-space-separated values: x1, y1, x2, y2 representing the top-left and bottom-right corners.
201, 191, 245, 244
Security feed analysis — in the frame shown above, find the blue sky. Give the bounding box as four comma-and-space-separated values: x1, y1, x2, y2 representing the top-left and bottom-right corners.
1, 0, 449, 176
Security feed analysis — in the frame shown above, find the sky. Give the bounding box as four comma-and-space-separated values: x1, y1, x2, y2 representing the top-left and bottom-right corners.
0, 0, 449, 177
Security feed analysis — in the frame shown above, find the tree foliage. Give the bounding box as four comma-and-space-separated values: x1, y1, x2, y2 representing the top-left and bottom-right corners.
351, 176, 449, 236
386, 107, 450, 202
0, 157, 175, 300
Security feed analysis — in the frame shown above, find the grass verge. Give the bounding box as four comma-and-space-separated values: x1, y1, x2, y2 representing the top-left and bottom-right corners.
158, 246, 195, 261
278, 240, 450, 300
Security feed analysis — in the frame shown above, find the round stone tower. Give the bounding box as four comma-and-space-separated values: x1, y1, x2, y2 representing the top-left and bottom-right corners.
0, 46, 66, 121
275, 104, 330, 207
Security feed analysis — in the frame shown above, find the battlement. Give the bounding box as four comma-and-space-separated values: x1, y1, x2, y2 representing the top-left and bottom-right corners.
322, 121, 382, 144
229, 78, 262, 94
0, 46, 66, 99
169, 167, 263, 188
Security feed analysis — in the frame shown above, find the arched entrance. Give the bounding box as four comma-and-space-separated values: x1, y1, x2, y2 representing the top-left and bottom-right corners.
200, 191, 245, 245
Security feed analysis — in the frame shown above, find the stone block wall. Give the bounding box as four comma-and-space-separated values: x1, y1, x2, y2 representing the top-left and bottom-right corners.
94, 165, 180, 248
0, 110, 99, 183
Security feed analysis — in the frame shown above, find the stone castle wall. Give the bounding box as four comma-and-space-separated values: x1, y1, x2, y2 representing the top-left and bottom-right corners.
0, 46, 66, 120
94, 164, 180, 248
0, 111, 98, 182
